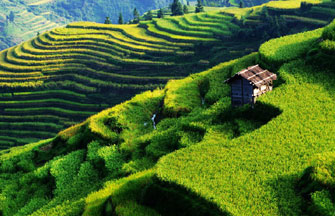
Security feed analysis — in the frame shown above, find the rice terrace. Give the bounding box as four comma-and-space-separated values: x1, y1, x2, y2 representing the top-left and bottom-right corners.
0, 0, 335, 215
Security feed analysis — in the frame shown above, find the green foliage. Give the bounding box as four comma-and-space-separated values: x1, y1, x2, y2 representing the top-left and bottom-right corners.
87, 140, 103, 165
145, 10, 154, 21
133, 8, 140, 23
157, 8, 165, 18
0, 0, 177, 49
239, 1, 243, 8
311, 190, 335, 216
196, 0, 205, 13
145, 127, 180, 159
84, 170, 156, 216
104, 17, 111, 24
118, 13, 124, 25
259, 28, 323, 69
29, 200, 85, 216
183, 5, 189, 14
98, 145, 124, 177
50, 150, 85, 197
309, 152, 335, 187
122, 158, 155, 174
171, 0, 184, 16
0, 0, 331, 147
15, 198, 49, 216
163, 77, 201, 117
1, 3, 335, 216
154, 21, 335, 215
322, 20, 335, 41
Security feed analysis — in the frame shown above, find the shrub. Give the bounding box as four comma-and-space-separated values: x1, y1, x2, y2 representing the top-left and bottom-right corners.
163, 78, 201, 117
86, 140, 103, 165
322, 20, 335, 41
50, 150, 85, 198
121, 158, 155, 174
310, 152, 335, 187
311, 190, 335, 216
145, 128, 180, 159
98, 145, 124, 178
15, 198, 48, 216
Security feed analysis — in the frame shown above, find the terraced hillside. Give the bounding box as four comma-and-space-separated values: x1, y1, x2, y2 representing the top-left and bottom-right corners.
0, 0, 64, 50
204, 0, 270, 7
0, 0, 334, 148
0, 0, 173, 50
1, 14, 335, 216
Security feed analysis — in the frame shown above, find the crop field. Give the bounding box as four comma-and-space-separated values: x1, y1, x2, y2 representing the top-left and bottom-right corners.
0, 1, 335, 214
1, 18, 335, 215
0, 0, 334, 149
0, 7, 246, 147
7, 6, 61, 44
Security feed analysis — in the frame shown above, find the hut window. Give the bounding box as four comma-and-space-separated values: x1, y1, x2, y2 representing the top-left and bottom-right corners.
261, 85, 266, 91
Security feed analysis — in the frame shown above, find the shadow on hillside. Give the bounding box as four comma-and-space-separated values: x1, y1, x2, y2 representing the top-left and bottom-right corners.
214, 102, 282, 138
266, 174, 306, 216
140, 176, 230, 216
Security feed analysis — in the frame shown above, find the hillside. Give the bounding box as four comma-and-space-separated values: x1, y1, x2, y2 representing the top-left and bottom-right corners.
204, 0, 270, 7
0, 0, 172, 50
0, 0, 334, 148
1, 1, 335, 215
0, 0, 275, 50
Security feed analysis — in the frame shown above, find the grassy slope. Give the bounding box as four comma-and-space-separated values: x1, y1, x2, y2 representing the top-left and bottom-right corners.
0, 0, 334, 148
1, 1, 335, 216
0, 0, 269, 51
0, 9, 236, 147
1, 19, 335, 215
0, 0, 173, 50
156, 22, 335, 215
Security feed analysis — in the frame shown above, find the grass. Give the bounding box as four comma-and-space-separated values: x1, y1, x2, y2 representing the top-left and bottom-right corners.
156, 25, 335, 215
0, 13, 335, 215
259, 28, 323, 68
266, 0, 322, 9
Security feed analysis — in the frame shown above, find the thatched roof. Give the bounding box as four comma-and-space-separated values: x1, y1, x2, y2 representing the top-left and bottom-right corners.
225, 65, 277, 88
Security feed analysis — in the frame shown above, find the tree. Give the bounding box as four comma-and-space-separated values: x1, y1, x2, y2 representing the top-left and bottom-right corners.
239, 1, 243, 8
187, 0, 190, 6
104, 17, 111, 24
171, 0, 184, 16
195, 0, 204, 13
8, 11, 15, 22
157, 8, 164, 18
300, 1, 312, 11
183, 5, 189, 14
118, 13, 124, 24
145, 10, 153, 20
133, 8, 140, 23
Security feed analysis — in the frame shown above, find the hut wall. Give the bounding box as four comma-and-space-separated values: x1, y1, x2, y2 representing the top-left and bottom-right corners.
230, 78, 253, 106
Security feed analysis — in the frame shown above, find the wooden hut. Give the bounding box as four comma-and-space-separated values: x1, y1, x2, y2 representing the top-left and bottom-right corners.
225, 65, 277, 106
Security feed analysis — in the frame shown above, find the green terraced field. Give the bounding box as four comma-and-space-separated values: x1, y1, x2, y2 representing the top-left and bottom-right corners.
1, 15, 335, 215
0, 0, 334, 148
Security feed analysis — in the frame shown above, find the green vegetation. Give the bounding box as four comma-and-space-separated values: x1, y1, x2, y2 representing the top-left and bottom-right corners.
1, 12, 335, 215
118, 13, 124, 25
0, 0, 334, 152
196, 0, 205, 13
259, 28, 323, 68
171, 0, 184, 16
0, 0, 174, 50
204, 0, 269, 7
